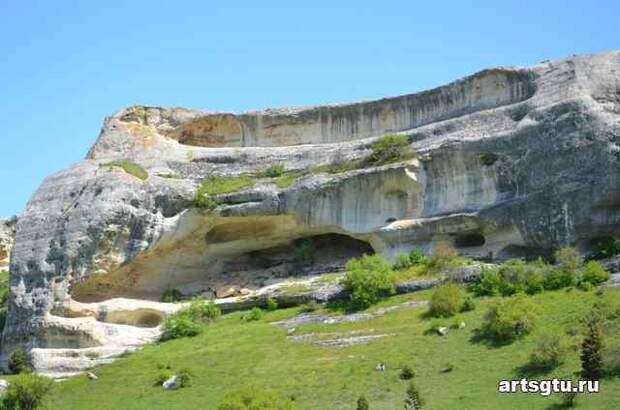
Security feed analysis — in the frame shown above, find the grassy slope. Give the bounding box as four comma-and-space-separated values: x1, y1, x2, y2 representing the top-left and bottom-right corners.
48, 288, 620, 409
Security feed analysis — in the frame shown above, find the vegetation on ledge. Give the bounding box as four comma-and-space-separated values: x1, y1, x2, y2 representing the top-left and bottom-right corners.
104, 160, 149, 180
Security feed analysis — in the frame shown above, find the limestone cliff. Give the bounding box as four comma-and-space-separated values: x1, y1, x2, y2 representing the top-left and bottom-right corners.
0, 218, 16, 271
3, 51, 620, 375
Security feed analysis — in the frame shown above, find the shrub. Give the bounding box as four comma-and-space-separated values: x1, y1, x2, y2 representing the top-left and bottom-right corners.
429, 284, 463, 317
261, 163, 286, 178
105, 160, 148, 180
8, 350, 30, 375
243, 307, 263, 322
185, 297, 221, 322
554, 247, 583, 273
342, 254, 396, 310
429, 241, 458, 270
460, 297, 476, 312
528, 331, 569, 371
482, 296, 537, 342
404, 382, 423, 410
1, 374, 54, 410
581, 314, 604, 380
593, 237, 620, 259
161, 312, 202, 341
409, 248, 426, 265
369, 134, 414, 164
399, 365, 415, 380
161, 288, 183, 303
543, 266, 575, 290
579, 261, 610, 286
394, 253, 413, 269
299, 300, 319, 313
356, 395, 369, 410
176, 368, 192, 388
265, 298, 279, 311
217, 384, 296, 410
472, 268, 502, 296
154, 370, 172, 387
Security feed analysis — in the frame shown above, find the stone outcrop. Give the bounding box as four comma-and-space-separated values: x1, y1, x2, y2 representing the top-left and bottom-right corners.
3, 51, 620, 375
0, 217, 16, 271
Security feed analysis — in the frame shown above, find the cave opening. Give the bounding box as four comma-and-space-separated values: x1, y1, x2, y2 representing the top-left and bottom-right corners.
454, 232, 486, 247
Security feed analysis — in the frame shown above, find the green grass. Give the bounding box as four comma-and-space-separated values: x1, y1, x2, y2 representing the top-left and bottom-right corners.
278, 283, 313, 296
194, 175, 254, 209
104, 161, 149, 180
274, 171, 306, 188
196, 175, 254, 196
46, 286, 620, 409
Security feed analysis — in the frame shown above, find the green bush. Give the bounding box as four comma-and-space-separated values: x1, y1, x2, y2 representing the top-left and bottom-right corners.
104, 160, 148, 180
482, 295, 537, 342
554, 247, 583, 273
299, 300, 319, 313
217, 384, 296, 409
1, 374, 54, 410
593, 237, 620, 259
404, 382, 423, 410
154, 369, 172, 387
176, 368, 192, 388
399, 365, 415, 380
356, 395, 369, 410
243, 307, 264, 322
409, 248, 426, 265
394, 253, 413, 269
579, 261, 610, 286
543, 266, 575, 290
429, 241, 458, 270
265, 298, 279, 311
261, 163, 286, 178
472, 268, 502, 296
161, 312, 202, 341
528, 331, 569, 371
8, 350, 30, 375
342, 254, 396, 310
161, 288, 183, 303
429, 284, 463, 318
461, 297, 476, 312
185, 297, 221, 322
369, 134, 414, 164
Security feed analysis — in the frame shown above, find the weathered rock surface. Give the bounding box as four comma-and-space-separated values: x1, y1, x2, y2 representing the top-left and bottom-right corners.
0, 217, 16, 271
3, 51, 620, 374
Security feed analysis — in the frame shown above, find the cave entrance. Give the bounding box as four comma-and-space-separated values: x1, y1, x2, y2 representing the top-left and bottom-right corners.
242, 233, 374, 276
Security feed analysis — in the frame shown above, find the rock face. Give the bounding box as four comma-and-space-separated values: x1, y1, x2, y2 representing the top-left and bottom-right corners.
3, 51, 620, 374
0, 217, 16, 271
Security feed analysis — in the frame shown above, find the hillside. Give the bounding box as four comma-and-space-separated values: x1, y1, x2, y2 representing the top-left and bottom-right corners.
44, 285, 620, 409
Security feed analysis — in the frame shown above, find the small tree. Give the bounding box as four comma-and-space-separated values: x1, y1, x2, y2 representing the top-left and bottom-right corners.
1, 374, 54, 410
554, 247, 582, 273
579, 261, 610, 286
369, 134, 414, 164
581, 314, 604, 380
342, 254, 395, 310
404, 382, 423, 410
8, 350, 29, 375
429, 284, 463, 317
356, 395, 370, 410
429, 241, 458, 269
482, 296, 537, 342
528, 331, 569, 370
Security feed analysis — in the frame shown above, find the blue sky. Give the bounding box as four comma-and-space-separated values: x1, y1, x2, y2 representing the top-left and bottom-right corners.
1, 0, 618, 216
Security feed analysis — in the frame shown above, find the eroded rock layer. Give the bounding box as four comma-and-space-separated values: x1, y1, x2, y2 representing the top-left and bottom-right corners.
3, 51, 620, 374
